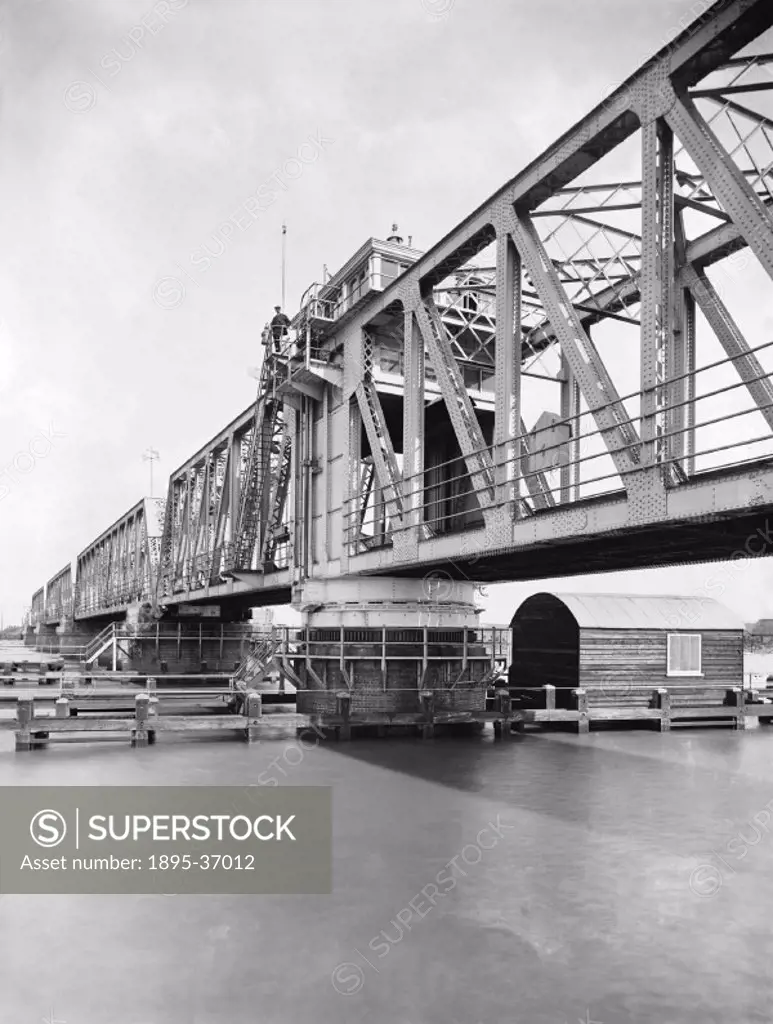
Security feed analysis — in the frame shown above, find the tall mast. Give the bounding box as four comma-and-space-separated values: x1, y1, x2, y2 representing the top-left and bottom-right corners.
281, 222, 287, 309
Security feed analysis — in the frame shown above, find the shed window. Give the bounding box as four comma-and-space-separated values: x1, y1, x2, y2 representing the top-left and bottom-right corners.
667, 633, 702, 676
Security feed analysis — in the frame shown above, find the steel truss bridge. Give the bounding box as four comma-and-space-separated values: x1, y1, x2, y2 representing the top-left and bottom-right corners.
29, 0, 773, 630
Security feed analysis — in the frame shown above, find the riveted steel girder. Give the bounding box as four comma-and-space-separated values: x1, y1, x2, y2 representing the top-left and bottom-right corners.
30, 587, 45, 626
75, 499, 161, 617
413, 295, 499, 526
355, 377, 404, 527
44, 565, 73, 624
507, 208, 641, 482
683, 263, 773, 432
494, 228, 522, 515
639, 119, 675, 475
400, 305, 424, 557
664, 87, 773, 282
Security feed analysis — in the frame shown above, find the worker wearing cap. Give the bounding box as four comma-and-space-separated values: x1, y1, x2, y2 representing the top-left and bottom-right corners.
270, 306, 291, 353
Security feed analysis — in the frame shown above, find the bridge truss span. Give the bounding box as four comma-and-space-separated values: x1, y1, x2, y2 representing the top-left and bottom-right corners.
155, 344, 294, 610
27, 0, 773, 630
75, 497, 165, 619
334, 0, 773, 583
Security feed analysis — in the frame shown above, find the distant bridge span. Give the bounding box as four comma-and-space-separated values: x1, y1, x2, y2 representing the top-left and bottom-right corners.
29, 0, 773, 640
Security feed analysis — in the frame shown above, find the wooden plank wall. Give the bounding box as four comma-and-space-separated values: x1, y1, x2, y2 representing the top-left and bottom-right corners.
579, 629, 743, 696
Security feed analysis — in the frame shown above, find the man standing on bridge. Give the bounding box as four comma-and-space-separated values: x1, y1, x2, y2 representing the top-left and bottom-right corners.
270, 306, 291, 353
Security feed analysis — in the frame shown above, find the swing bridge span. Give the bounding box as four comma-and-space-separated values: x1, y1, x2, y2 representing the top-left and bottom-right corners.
22, 0, 773, 715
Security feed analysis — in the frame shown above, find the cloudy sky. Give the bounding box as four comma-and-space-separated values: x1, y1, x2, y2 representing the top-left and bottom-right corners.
0, 0, 771, 627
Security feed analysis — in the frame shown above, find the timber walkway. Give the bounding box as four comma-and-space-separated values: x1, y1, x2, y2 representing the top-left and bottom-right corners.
0, 639, 297, 750
507, 683, 773, 731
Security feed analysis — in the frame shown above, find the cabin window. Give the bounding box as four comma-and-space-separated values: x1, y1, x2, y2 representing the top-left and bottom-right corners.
350, 271, 366, 304
667, 633, 702, 676
380, 260, 399, 286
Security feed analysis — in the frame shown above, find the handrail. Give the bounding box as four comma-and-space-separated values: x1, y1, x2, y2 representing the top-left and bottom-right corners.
83, 622, 117, 659
345, 336, 773, 547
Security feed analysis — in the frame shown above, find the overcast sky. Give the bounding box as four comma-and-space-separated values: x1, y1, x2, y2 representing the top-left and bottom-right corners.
1, 0, 771, 627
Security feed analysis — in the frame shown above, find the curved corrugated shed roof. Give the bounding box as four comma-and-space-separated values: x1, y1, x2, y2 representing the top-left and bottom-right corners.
524, 592, 744, 631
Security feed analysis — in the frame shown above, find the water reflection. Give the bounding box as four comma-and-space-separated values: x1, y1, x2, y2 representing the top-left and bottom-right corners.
0, 725, 770, 1022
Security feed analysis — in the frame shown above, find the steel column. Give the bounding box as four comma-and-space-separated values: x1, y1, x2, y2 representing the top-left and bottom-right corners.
640, 118, 675, 473
494, 229, 521, 515
560, 355, 581, 503
402, 307, 425, 549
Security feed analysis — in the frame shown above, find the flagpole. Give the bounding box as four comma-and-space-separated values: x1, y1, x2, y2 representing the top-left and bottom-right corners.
281, 222, 287, 310
142, 447, 160, 497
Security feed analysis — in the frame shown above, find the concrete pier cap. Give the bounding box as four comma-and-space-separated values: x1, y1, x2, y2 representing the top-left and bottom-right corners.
292, 576, 481, 628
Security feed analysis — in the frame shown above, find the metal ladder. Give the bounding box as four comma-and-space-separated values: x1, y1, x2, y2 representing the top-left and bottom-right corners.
234, 354, 284, 569
232, 631, 283, 691
261, 435, 292, 565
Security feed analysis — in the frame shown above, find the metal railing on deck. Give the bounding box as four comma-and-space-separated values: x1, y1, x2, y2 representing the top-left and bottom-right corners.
345, 338, 773, 550
271, 331, 336, 372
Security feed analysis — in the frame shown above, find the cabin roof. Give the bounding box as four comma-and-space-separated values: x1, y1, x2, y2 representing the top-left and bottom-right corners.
518, 592, 744, 631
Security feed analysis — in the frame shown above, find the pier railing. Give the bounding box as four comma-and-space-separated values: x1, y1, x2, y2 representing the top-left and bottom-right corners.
28, 624, 512, 689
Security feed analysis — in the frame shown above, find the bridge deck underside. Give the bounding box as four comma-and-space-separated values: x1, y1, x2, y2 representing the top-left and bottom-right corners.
362, 507, 773, 583
349, 460, 773, 582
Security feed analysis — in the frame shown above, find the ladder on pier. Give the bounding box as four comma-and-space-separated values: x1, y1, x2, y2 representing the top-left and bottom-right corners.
232, 630, 283, 692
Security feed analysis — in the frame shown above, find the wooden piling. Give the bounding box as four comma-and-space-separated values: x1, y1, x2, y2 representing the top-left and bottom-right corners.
148, 696, 159, 743
15, 697, 33, 751
727, 687, 745, 730
335, 690, 351, 741
420, 689, 434, 740
244, 691, 262, 743
493, 687, 511, 739
656, 688, 671, 731
132, 693, 151, 747
574, 688, 589, 733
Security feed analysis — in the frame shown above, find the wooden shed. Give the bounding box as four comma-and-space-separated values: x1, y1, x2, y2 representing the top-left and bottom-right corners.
509, 592, 744, 708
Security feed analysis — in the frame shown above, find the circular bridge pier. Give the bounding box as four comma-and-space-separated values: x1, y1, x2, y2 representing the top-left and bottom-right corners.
292, 578, 509, 738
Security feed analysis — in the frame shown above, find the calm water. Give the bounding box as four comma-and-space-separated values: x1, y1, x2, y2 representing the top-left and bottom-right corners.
0, 723, 772, 1023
